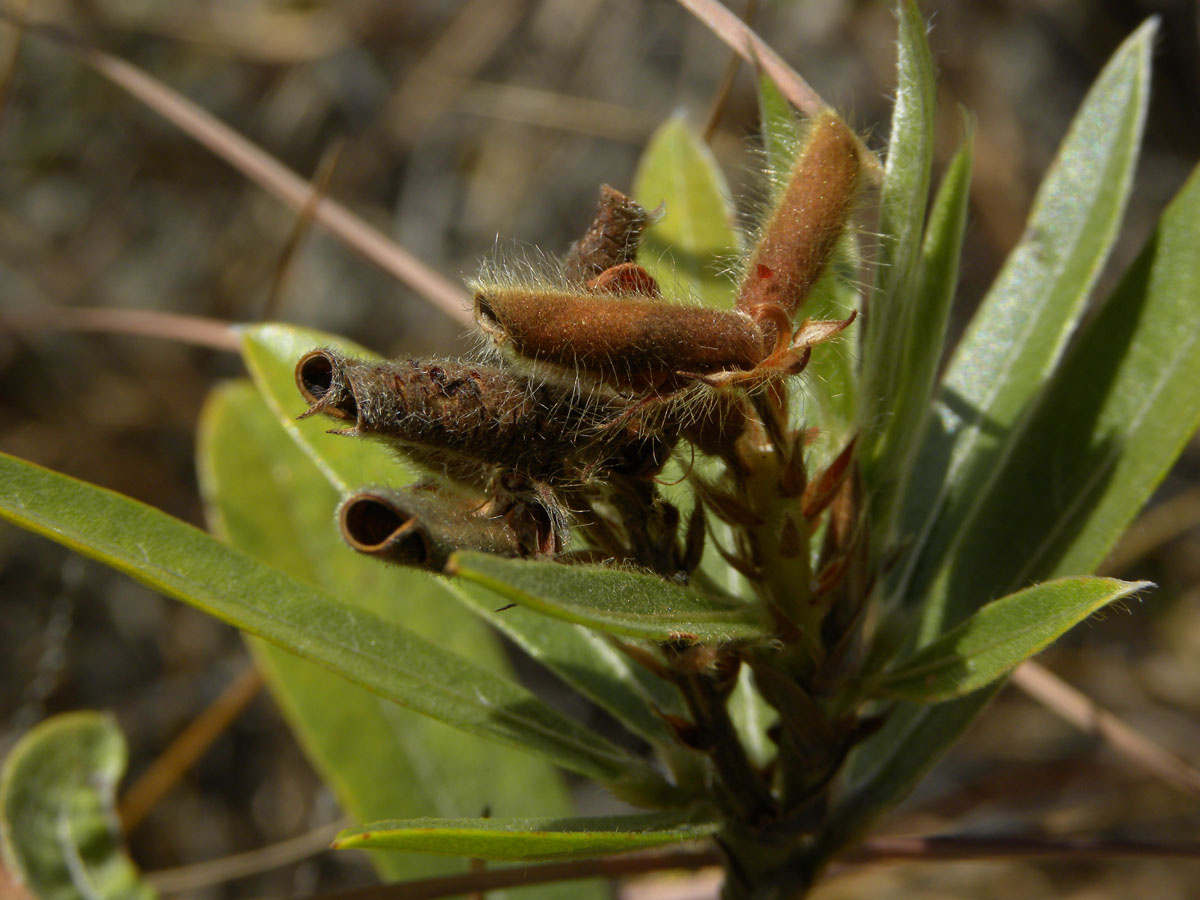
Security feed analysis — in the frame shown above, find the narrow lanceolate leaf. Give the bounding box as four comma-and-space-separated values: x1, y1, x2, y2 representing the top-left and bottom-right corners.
898, 20, 1157, 635
868, 126, 974, 543
633, 116, 740, 308
239, 323, 684, 752
756, 70, 801, 184
446, 581, 689, 746
199, 383, 586, 883
238, 322, 406, 492
0, 452, 662, 794
828, 93, 1195, 880
1, 713, 155, 900
858, 0, 936, 495
927, 162, 1200, 631
874, 577, 1150, 702
333, 814, 718, 861
448, 552, 771, 642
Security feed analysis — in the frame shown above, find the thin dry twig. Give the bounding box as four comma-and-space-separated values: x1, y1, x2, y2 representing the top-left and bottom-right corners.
1100, 485, 1200, 574
263, 139, 345, 321
305, 849, 722, 900
0, 13, 471, 325
673, 0, 882, 181
119, 664, 265, 831
1011, 659, 1200, 799
284, 828, 1200, 900
844, 833, 1200, 864
0, 306, 242, 351
144, 818, 348, 895
701, 0, 758, 143
0, 0, 30, 126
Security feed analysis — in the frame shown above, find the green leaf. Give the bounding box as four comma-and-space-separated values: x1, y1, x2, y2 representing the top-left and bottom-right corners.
0, 451, 666, 797
874, 577, 1150, 702
333, 813, 718, 861
239, 322, 684, 753
865, 125, 974, 541
924, 161, 1200, 631
198, 382, 587, 883
448, 552, 771, 642
756, 70, 801, 178
445, 580, 689, 746
858, 0, 937, 493
633, 116, 741, 308
828, 26, 1184, 870
898, 19, 1157, 636
1, 712, 155, 900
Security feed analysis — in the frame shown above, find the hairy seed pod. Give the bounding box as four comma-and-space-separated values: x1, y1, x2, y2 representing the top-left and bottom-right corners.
473, 287, 771, 387
339, 485, 520, 571
563, 184, 651, 282
296, 349, 673, 486
738, 110, 860, 318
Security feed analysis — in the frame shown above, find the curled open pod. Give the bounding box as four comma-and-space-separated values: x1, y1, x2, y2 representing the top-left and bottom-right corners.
338, 486, 521, 572
295, 348, 358, 421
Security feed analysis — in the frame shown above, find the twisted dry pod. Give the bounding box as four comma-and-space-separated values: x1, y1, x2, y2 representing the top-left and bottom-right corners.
338, 485, 520, 571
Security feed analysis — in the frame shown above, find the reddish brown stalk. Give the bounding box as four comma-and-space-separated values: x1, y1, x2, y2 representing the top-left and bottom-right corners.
0, 306, 242, 351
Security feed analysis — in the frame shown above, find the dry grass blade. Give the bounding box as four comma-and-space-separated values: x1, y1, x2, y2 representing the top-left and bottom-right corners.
144, 819, 347, 894
0, 306, 242, 351
119, 665, 264, 832
72, 41, 471, 325
0, 14, 471, 325
673, 0, 882, 181
1011, 659, 1200, 798
701, 0, 758, 142
844, 834, 1200, 864
0, 0, 30, 126
263, 139, 345, 321
1099, 485, 1200, 574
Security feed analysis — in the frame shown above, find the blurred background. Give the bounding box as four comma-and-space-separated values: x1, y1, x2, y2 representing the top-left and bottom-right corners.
1, 1, 1198, 897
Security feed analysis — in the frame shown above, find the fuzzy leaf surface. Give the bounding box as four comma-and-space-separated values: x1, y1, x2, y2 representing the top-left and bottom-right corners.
448, 552, 771, 642
445, 580, 688, 745
633, 115, 740, 308
899, 20, 1156, 636
1, 712, 154, 900
858, 0, 936, 501
333, 814, 718, 861
867, 127, 974, 541
198, 383, 588, 885
875, 577, 1149, 702
0, 452, 655, 791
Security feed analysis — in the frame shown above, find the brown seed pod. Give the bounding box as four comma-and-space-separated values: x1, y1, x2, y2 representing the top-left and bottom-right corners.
563, 184, 651, 283
338, 485, 521, 571
473, 286, 771, 388
296, 348, 674, 487
737, 110, 860, 318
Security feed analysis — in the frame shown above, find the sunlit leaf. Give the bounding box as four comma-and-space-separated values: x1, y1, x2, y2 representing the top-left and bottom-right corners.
874, 577, 1150, 702
0, 452, 667, 798
898, 20, 1157, 638
448, 553, 771, 642
1, 712, 155, 900
633, 116, 740, 308
333, 813, 717, 861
